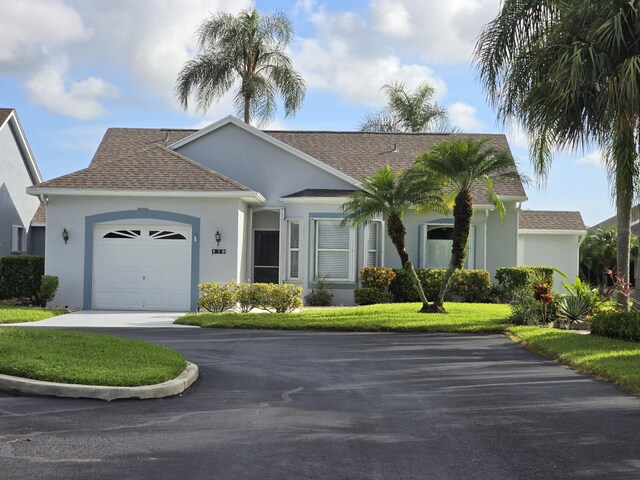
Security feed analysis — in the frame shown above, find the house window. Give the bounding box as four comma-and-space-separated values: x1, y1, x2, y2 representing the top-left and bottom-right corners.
314, 220, 355, 282
11, 225, 26, 253
287, 220, 301, 280
367, 222, 381, 266
422, 224, 475, 269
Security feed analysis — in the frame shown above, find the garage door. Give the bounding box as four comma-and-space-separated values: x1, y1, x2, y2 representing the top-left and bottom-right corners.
93, 225, 192, 311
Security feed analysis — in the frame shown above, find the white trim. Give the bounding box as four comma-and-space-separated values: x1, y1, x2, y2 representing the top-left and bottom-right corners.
27, 187, 266, 204
169, 115, 361, 188
280, 196, 350, 204
519, 229, 587, 235
497, 195, 528, 202
30, 221, 45, 227
1, 111, 43, 184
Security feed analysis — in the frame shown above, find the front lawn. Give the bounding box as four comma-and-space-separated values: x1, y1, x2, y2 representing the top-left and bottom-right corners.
176, 302, 512, 333
0, 305, 66, 324
0, 328, 186, 386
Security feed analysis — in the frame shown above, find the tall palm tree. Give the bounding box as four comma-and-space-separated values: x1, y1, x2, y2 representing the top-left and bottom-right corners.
340, 165, 446, 312
413, 138, 524, 312
474, 0, 640, 309
360, 81, 453, 133
176, 9, 306, 126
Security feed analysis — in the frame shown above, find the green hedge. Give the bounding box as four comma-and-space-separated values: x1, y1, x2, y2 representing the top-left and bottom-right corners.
592, 312, 640, 342
495, 267, 555, 293
354, 287, 392, 305
0, 256, 45, 300
389, 268, 491, 303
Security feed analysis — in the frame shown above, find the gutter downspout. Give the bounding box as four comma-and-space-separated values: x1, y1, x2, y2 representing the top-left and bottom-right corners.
515, 202, 522, 266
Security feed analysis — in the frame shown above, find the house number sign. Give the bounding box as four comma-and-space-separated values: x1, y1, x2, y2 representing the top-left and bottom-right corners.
212, 249, 227, 255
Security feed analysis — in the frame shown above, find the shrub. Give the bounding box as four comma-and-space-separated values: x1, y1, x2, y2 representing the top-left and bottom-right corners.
36, 275, 59, 307
259, 283, 302, 313
236, 283, 259, 313
354, 287, 391, 305
495, 266, 554, 300
304, 278, 333, 306
509, 284, 558, 325
388, 268, 491, 303
557, 295, 592, 321
592, 312, 640, 341
198, 281, 237, 313
0, 256, 45, 300
360, 267, 396, 291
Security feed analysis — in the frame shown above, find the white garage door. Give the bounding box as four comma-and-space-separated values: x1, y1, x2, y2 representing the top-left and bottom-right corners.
94, 225, 192, 311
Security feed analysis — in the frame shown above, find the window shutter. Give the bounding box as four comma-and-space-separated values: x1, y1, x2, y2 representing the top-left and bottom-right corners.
288, 222, 300, 279
367, 223, 378, 266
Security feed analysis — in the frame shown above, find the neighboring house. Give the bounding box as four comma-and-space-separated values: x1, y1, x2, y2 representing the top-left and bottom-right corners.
0, 108, 45, 257
28, 115, 585, 311
518, 210, 587, 288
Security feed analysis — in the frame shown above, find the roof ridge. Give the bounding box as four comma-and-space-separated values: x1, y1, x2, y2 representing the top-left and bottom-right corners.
153, 144, 251, 191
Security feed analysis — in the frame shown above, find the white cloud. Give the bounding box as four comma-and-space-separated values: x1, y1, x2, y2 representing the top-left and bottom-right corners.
292, 7, 446, 106
367, 0, 502, 62
0, 0, 90, 64
70, 0, 252, 109
447, 102, 484, 131
25, 57, 119, 120
576, 150, 604, 168
294, 0, 315, 15
370, 0, 413, 39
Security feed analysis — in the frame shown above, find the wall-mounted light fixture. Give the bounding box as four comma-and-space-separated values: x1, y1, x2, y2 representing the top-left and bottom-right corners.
193, 235, 198, 243
215, 230, 222, 246
62, 228, 69, 245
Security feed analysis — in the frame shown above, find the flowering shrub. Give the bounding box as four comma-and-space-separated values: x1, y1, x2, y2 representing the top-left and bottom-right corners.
360, 267, 396, 291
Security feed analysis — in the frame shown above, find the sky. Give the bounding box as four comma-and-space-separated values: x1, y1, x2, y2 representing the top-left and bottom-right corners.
0, 0, 615, 226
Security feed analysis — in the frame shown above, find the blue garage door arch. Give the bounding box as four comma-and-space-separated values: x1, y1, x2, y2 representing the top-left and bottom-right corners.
84, 208, 200, 311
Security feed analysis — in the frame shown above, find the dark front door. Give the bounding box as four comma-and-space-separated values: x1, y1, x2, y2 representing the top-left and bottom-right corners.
253, 231, 279, 283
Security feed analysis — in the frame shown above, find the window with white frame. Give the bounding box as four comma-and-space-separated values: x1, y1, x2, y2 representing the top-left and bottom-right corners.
11, 225, 26, 253
287, 220, 301, 280
367, 222, 381, 266
314, 220, 355, 282
421, 224, 475, 269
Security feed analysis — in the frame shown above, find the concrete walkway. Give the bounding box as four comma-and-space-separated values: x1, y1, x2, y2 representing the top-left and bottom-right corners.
8, 310, 197, 328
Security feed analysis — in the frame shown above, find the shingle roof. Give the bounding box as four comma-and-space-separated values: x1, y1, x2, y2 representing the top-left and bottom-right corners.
34, 124, 527, 202
519, 210, 586, 231
0, 108, 14, 126
282, 188, 358, 198
32, 202, 46, 223
35, 138, 251, 192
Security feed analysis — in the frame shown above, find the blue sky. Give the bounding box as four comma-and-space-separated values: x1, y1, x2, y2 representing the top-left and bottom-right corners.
0, 0, 613, 226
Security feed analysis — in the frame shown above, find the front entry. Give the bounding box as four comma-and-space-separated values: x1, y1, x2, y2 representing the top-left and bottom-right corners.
253, 230, 279, 283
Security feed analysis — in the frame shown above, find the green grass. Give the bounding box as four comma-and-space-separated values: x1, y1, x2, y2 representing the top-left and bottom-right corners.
176, 302, 512, 333
0, 305, 66, 324
0, 328, 186, 386
507, 326, 640, 396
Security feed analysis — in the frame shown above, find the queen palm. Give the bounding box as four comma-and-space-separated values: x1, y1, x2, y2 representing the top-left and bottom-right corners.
360, 81, 452, 133
475, 0, 640, 309
413, 138, 524, 312
340, 165, 446, 312
176, 9, 306, 126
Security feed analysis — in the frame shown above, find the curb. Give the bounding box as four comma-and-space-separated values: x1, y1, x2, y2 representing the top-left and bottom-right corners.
0, 362, 199, 401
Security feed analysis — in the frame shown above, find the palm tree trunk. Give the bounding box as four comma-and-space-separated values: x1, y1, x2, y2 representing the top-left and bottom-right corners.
614, 128, 635, 311
435, 190, 473, 311
387, 212, 430, 311
244, 97, 251, 124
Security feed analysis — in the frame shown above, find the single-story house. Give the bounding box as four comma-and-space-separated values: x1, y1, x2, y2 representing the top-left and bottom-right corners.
28, 115, 586, 311
0, 108, 45, 257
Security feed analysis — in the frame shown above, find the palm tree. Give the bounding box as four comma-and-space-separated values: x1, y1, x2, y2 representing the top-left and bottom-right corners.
340, 165, 446, 312
474, 0, 640, 309
176, 9, 306, 126
412, 138, 524, 312
360, 81, 453, 133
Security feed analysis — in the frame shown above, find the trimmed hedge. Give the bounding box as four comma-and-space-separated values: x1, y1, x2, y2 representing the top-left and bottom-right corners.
592, 312, 640, 342
360, 267, 396, 290
354, 287, 392, 305
198, 281, 303, 313
389, 268, 491, 303
0, 256, 45, 300
495, 266, 555, 293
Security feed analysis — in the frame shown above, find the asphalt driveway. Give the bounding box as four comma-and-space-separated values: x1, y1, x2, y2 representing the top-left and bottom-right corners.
1, 328, 640, 479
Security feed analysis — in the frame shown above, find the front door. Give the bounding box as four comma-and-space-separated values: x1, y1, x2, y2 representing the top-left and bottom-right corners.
253, 231, 279, 283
